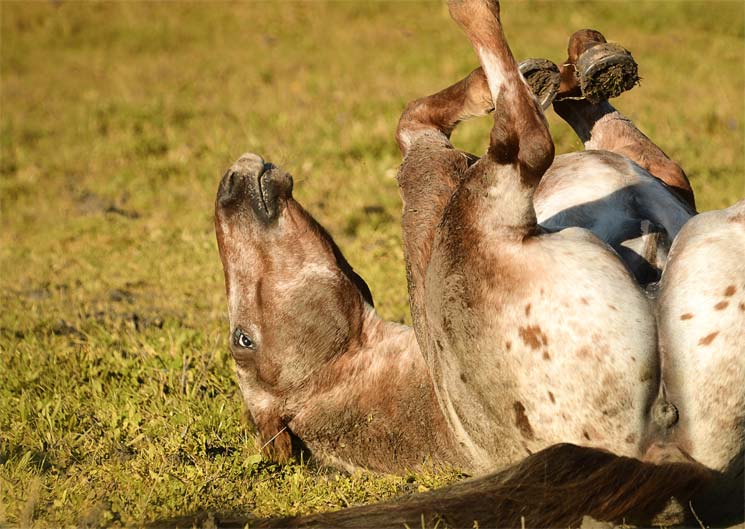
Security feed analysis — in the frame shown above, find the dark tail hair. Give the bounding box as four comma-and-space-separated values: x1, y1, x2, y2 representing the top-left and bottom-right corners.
154, 443, 712, 528
260, 443, 710, 528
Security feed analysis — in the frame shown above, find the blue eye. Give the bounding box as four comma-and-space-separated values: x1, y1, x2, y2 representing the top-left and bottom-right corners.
233, 328, 255, 349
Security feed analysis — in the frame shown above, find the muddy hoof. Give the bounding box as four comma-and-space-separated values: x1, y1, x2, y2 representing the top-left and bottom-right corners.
519, 58, 560, 110
576, 42, 640, 103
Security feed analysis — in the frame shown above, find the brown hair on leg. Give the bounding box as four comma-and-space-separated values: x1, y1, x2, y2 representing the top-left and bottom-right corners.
396, 67, 492, 157
449, 0, 554, 185
555, 99, 696, 210
554, 28, 695, 209
396, 66, 496, 354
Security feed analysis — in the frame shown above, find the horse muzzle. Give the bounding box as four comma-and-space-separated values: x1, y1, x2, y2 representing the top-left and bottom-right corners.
217, 152, 293, 224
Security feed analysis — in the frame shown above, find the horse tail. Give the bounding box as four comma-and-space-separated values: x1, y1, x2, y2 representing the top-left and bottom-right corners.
253, 443, 710, 528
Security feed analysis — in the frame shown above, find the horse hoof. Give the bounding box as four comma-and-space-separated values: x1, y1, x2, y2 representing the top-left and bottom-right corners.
576, 42, 640, 103
519, 58, 560, 110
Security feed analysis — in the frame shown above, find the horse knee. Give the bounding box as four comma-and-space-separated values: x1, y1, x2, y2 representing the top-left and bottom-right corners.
396, 99, 426, 156
489, 98, 554, 180
396, 97, 454, 157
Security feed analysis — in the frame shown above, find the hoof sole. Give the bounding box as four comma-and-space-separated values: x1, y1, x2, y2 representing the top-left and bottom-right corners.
576, 42, 640, 103
519, 58, 560, 110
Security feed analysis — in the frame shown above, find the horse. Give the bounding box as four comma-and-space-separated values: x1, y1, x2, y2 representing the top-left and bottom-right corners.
213, 1, 744, 526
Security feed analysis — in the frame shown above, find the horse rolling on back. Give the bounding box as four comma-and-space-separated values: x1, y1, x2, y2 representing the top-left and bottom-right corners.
210, 2, 744, 527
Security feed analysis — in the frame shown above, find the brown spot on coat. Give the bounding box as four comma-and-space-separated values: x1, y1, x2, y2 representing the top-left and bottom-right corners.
739, 302, 745, 312
505, 340, 512, 351
724, 285, 736, 296
513, 401, 534, 440
518, 325, 548, 350
524, 303, 531, 317
714, 301, 729, 310
608, 304, 617, 311
580, 297, 589, 305
542, 350, 551, 360
518, 328, 541, 350
548, 391, 555, 403
583, 431, 591, 441
698, 331, 720, 346
680, 313, 694, 320
625, 432, 637, 444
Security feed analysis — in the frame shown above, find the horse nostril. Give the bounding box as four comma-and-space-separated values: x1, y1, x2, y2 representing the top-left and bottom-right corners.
217, 153, 266, 207
216, 153, 293, 223
217, 170, 237, 205
218, 169, 250, 209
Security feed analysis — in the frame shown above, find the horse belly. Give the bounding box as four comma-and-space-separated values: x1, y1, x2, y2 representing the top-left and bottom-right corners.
427, 228, 658, 469
534, 151, 694, 284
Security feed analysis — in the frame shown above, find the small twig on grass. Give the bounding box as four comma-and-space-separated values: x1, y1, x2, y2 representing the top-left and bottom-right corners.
180, 421, 191, 441
260, 426, 288, 452
180, 353, 189, 395
337, 491, 350, 508
689, 501, 707, 529
165, 470, 187, 485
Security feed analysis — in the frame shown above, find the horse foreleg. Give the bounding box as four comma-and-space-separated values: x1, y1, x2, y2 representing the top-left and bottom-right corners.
396, 68, 495, 355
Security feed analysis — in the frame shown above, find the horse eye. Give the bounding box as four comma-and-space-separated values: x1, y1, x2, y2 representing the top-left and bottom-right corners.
233, 328, 255, 349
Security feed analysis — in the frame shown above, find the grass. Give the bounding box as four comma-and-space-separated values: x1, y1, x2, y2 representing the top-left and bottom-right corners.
1, 1, 743, 527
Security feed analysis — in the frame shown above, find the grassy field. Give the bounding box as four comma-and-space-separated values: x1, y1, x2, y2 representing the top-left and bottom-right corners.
1, 1, 743, 527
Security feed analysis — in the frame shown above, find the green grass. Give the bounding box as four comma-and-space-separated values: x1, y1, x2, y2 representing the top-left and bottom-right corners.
1, 1, 743, 527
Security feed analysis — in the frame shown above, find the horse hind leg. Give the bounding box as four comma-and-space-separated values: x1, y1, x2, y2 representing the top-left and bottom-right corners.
614, 219, 670, 285
553, 29, 696, 210
657, 200, 745, 522
448, 0, 554, 226
396, 14, 559, 363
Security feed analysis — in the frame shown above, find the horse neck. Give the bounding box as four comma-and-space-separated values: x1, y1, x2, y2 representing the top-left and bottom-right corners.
288, 306, 467, 472
348, 307, 423, 380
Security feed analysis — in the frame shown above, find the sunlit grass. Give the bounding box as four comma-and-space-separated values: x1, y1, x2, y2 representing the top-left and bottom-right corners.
1, 1, 743, 527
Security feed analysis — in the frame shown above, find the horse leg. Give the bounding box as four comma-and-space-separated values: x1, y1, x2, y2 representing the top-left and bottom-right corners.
553, 30, 696, 209
657, 200, 745, 521
396, 67, 495, 358
446, 0, 555, 221
421, 0, 657, 469
396, 68, 493, 158
396, 45, 561, 364
420, 0, 559, 466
